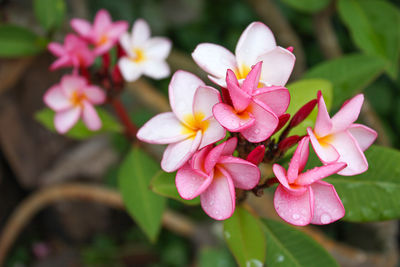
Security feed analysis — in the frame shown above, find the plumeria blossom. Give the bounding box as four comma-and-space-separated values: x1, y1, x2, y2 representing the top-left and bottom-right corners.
43, 75, 106, 134
192, 22, 295, 87
213, 62, 290, 142
273, 137, 347, 226
176, 138, 260, 220
118, 19, 172, 82
307, 93, 377, 176
136, 71, 226, 172
71, 9, 128, 55
48, 34, 95, 71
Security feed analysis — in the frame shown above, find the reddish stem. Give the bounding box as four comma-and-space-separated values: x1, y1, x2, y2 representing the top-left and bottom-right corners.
111, 98, 137, 140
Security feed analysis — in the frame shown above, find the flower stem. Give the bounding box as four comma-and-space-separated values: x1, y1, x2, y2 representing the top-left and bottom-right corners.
111, 98, 137, 140
251, 177, 279, 197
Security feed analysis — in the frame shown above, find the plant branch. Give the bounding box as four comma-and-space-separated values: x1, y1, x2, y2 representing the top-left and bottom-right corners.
111, 98, 138, 141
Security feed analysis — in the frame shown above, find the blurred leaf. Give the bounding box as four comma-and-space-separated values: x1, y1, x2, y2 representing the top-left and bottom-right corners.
223, 207, 266, 267
338, 0, 400, 79
304, 54, 386, 107
118, 146, 166, 242
34, 0, 66, 32
0, 25, 47, 57
318, 145, 400, 222
281, 0, 331, 13
198, 247, 236, 267
262, 219, 338, 267
35, 107, 122, 139
150, 170, 200, 205
276, 79, 332, 138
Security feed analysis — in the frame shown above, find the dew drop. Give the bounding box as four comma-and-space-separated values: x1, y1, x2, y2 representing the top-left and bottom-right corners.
320, 213, 331, 224
276, 255, 285, 263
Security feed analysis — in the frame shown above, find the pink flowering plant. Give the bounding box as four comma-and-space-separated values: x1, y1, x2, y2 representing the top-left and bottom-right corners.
24, 4, 400, 266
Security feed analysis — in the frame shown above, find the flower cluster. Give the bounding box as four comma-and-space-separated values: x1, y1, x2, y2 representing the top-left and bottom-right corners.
44, 10, 171, 134
137, 22, 377, 224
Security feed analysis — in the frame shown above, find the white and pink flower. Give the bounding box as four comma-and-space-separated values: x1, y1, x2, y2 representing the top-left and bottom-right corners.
136, 71, 226, 172
307, 93, 377, 176
71, 9, 128, 55
176, 138, 260, 220
43, 75, 106, 134
192, 22, 295, 87
273, 136, 346, 226
118, 19, 172, 82
213, 62, 290, 142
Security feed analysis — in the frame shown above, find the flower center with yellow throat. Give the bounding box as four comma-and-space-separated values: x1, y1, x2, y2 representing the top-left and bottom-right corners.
181, 112, 209, 138
131, 48, 146, 63
315, 132, 333, 148
236, 64, 264, 88
70, 91, 87, 107
97, 34, 108, 46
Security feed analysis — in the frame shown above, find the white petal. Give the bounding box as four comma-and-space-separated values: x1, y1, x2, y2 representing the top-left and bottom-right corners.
131, 19, 151, 45
193, 86, 221, 120
199, 118, 226, 149
348, 124, 377, 151
145, 37, 172, 60
143, 60, 170, 79
118, 57, 143, 82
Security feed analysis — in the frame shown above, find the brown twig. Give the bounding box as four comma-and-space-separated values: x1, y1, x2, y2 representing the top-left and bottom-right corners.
0, 183, 195, 265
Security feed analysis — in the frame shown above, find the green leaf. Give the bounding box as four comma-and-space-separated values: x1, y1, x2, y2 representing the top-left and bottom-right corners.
34, 0, 66, 32
276, 79, 332, 137
198, 247, 236, 267
35, 107, 122, 139
281, 0, 330, 13
338, 0, 400, 79
321, 145, 400, 222
0, 25, 47, 57
118, 146, 166, 242
150, 170, 200, 205
304, 54, 386, 107
261, 219, 338, 267
223, 207, 266, 267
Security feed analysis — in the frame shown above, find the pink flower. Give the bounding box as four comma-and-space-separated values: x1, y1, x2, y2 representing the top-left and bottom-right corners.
43, 75, 106, 134
273, 137, 347, 226
48, 34, 95, 71
136, 71, 226, 172
176, 138, 260, 220
307, 93, 377, 176
118, 19, 172, 82
213, 62, 290, 142
71, 9, 128, 55
192, 22, 295, 87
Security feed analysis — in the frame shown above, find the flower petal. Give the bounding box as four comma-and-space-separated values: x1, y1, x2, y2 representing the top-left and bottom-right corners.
131, 19, 151, 45
199, 117, 226, 149
60, 75, 87, 97
119, 33, 133, 56
235, 22, 276, 71
315, 93, 333, 137
226, 70, 251, 112
107, 21, 129, 39
70, 19, 92, 38
50, 56, 71, 70
310, 181, 345, 225
93, 9, 112, 35
246, 145, 265, 165
348, 124, 377, 151
241, 61, 262, 95
219, 156, 260, 190
145, 37, 172, 60
193, 86, 221, 120
200, 167, 236, 220
82, 101, 102, 131
43, 85, 71, 111
191, 145, 213, 172
213, 103, 255, 132
307, 128, 340, 163
84, 85, 106, 104
253, 86, 290, 117
118, 57, 143, 82
274, 185, 313, 226
331, 94, 364, 133
221, 137, 238, 156
296, 162, 347, 186
161, 131, 202, 172
169, 71, 204, 124
287, 137, 310, 183
257, 47, 295, 86
54, 107, 81, 134
143, 60, 170, 79
48, 42, 65, 56
273, 164, 290, 189
176, 163, 212, 200
329, 131, 368, 175
240, 100, 278, 142
137, 112, 192, 144
192, 43, 237, 81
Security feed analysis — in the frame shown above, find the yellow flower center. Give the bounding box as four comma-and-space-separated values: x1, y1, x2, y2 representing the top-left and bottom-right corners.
97, 34, 108, 46
181, 112, 209, 138
70, 91, 87, 107
315, 132, 333, 148
131, 48, 146, 63
236, 64, 251, 80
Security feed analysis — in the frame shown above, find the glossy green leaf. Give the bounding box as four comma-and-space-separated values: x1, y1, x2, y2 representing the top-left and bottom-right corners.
223, 207, 266, 267
35, 107, 122, 139
118, 146, 166, 242
150, 170, 200, 205
304, 54, 386, 107
34, 0, 66, 31
198, 247, 236, 267
0, 25, 47, 57
262, 219, 338, 267
319, 145, 400, 222
276, 79, 332, 138
338, 0, 400, 79
282, 0, 330, 13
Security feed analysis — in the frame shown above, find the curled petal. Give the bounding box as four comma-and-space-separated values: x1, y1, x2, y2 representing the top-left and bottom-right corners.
310, 181, 345, 225
219, 156, 260, 190
274, 185, 313, 226
213, 103, 255, 132
348, 124, 377, 151
226, 70, 251, 112
241, 61, 262, 95
161, 131, 202, 172
296, 162, 347, 186
253, 86, 290, 117
331, 94, 364, 133
287, 137, 310, 183
82, 101, 102, 131
176, 163, 212, 200
257, 47, 295, 86
315, 93, 333, 137
200, 167, 236, 220
54, 107, 81, 134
